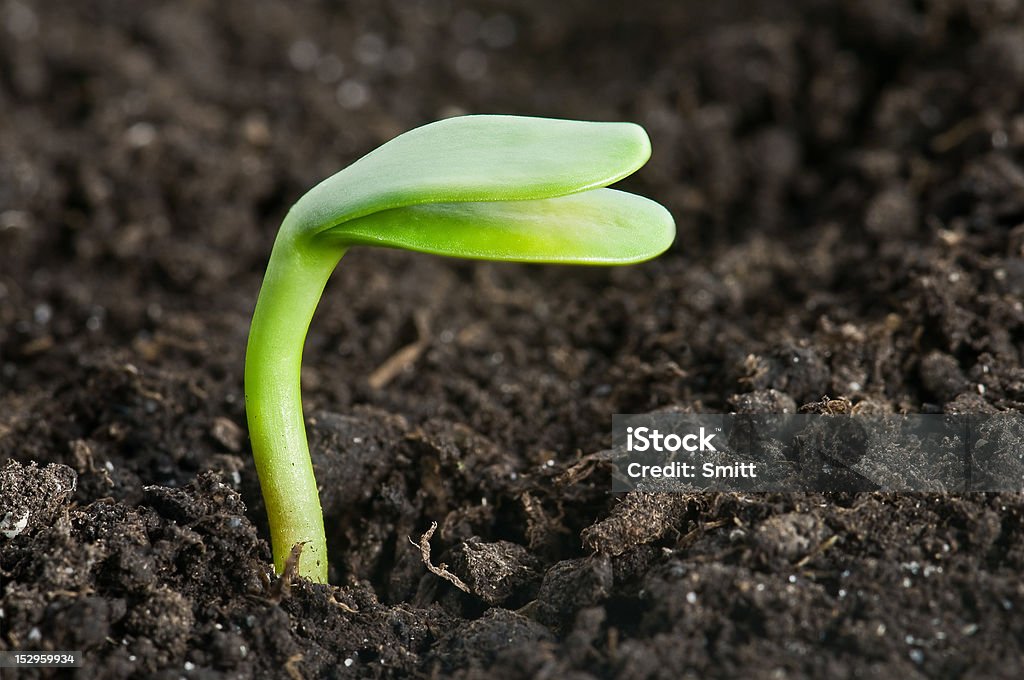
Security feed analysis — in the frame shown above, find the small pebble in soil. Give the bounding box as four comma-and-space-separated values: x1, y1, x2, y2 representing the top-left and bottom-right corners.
288, 40, 318, 71
33, 303, 51, 324
337, 80, 370, 109
354, 33, 386, 66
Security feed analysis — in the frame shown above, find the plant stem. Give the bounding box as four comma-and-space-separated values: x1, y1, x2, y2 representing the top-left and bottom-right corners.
245, 216, 344, 584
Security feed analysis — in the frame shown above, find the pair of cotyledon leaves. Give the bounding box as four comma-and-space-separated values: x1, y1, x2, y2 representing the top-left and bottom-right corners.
286, 114, 675, 264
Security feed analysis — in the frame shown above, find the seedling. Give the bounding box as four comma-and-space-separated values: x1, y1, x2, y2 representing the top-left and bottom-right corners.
245, 114, 674, 582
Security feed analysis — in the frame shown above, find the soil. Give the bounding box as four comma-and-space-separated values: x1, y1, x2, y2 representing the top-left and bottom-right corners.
3, 0, 1024, 678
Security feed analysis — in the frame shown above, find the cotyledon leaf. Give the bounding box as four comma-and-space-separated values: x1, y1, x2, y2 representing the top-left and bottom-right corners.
286, 114, 654, 240
318, 188, 675, 264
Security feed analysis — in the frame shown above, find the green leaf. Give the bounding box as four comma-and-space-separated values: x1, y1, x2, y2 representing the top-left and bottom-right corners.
290, 114, 653, 239
320, 189, 675, 264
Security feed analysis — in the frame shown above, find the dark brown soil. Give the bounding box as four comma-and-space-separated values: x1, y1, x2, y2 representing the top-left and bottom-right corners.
3, 1, 1024, 677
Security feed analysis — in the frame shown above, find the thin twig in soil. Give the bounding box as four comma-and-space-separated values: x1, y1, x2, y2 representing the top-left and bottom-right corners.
413, 521, 470, 593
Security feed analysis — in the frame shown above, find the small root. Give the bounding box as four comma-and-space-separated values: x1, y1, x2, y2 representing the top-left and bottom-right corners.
270, 541, 305, 601
413, 521, 470, 593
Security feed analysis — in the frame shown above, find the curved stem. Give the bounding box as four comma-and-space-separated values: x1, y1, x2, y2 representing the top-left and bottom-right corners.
245, 220, 345, 583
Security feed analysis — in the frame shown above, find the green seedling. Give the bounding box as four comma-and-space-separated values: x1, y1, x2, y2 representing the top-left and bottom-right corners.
245, 114, 674, 582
